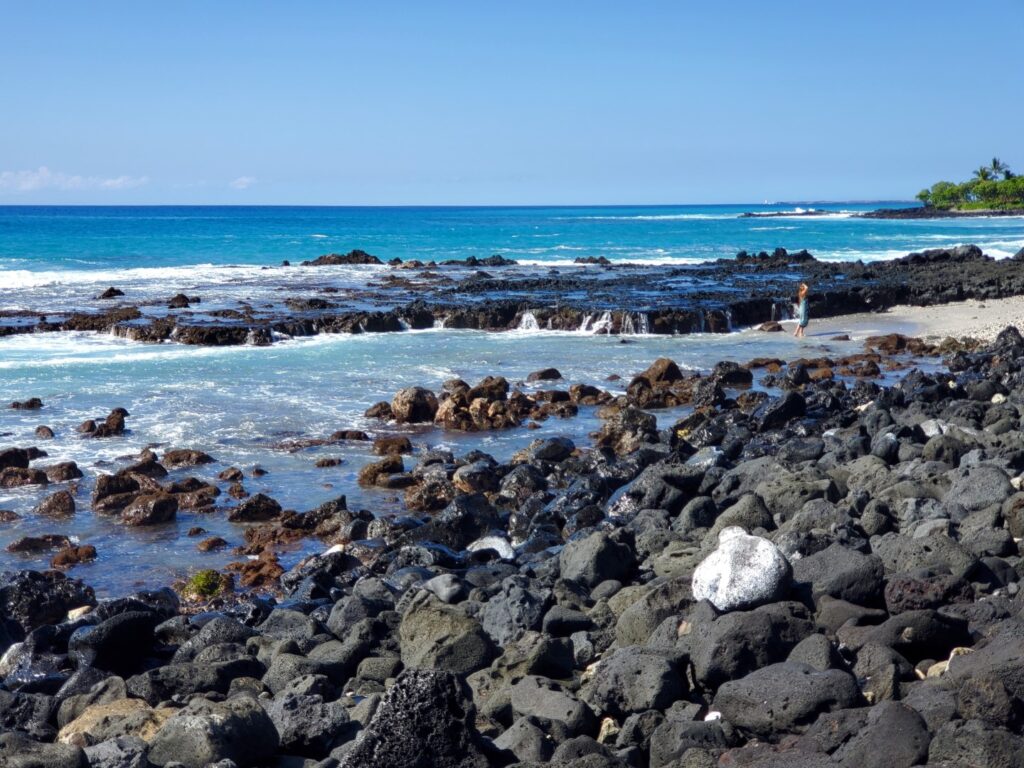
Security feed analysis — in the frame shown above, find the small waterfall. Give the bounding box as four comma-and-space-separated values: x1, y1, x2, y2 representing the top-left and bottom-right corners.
770, 303, 777, 321
397, 318, 412, 331
517, 311, 540, 331
591, 311, 613, 334
638, 313, 650, 334
725, 309, 734, 333
433, 316, 447, 329
697, 312, 706, 334
546, 316, 554, 330
578, 313, 595, 332
622, 314, 635, 335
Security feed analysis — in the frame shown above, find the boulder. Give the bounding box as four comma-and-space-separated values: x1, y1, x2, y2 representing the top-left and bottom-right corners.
227, 493, 282, 522
391, 387, 439, 424
582, 646, 683, 718
691, 527, 791, 612
147, 696, 278, 768
34, 490, 76, 517
122, 494, 178, 526
338, 669, 492, 768
560, 530, 636, 588
399, 591, 494, 675
0, 733, 86, 768
713, 662, 861, 738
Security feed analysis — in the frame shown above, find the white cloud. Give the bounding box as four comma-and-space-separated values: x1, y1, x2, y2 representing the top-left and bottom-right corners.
229, 176, 257, 190
0, 166, 149, 192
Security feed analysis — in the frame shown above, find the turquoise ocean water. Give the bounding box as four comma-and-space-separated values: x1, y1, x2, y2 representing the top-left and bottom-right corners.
1, 204, 1022, 594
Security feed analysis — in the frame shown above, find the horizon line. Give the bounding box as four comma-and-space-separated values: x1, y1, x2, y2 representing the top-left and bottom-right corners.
0, 199, 917, 209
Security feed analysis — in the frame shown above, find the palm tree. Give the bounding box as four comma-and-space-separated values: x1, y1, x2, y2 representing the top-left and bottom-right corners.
990, 157, 1011, 179
974, 166, 994, 181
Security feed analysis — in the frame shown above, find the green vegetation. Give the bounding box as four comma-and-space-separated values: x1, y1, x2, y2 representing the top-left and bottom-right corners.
916, 158, 1024, 210
182, 569, 228, 599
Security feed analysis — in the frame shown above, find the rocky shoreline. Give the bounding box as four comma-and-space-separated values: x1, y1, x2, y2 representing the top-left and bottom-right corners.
860, 207, 1024, 220
4, 245, 1024, 346
4, 319, 1024, 766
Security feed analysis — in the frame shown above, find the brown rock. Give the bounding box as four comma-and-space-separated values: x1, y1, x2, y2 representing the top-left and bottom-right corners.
227, 482, 248, 499
197, 537, 229, 552
0, 448, 30, 471
218, 466, 244, 482
373, 436, 413, 455
34, 490, 76, 517
759, 321, 784, 332
10, 397, 43, 410
227, 551, 283, 588
364, 401, 394, 420
358, 455, 404, 487
329, 429, 370, 441
44, 461, 83, 483
162, 448, 215, 468
527, 367, 562, 382
391, 387, 439, 424
0, 467, 49, 488
315, 457, 344, 468
7, 534, 71, 553
122, 494, 178, 526
635, 357, 684, 385
96, 286, 124, 299
51, 545, 97, 569
35, 425, 55, 439
78, 419, 97, 434
187, 527, 206, 536
58, 698, 172, 745
0, 510, 21, 522
227, 493, 282, 522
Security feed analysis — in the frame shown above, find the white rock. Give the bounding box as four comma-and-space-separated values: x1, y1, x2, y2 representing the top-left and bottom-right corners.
992, 392, 1007, 404
467, 535, 515, 560
691, 527, 791, 612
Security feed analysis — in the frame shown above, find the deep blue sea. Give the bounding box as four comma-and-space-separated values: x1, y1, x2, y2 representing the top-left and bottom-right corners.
1, 203, 1022, 595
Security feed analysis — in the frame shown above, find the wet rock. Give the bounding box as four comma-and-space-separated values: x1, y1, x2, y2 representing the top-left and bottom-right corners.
0, 448, 30, 471
391, 386, 439, 424
34, 490, 76, 517
0, 467, 48, 488
755, 391, 806, 431
96, 287, 124, 299
0, 570, 95, 633
34, 425, 55, 439
527, 367, 562, 381
51, 545, 97, 569
161, 448, 214, 469
338, 669, 491, 768
227, 493, 282, 522
303, 249, 381, 266
692, 527, 791, 611
373, 435, 413, 455
7, 533, 71, 553
10, 398, 44, 410
596, 406, 658, 455
122, 494, 178, 526
43, 462, 83, 483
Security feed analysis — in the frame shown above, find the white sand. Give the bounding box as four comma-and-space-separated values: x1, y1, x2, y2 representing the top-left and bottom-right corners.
770, 296, 1024, 344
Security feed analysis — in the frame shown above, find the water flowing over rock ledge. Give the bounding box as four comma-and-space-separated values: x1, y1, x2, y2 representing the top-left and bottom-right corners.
3, 245, 1023, 345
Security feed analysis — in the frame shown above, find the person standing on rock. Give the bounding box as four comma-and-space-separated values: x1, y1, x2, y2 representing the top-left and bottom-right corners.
794, 282, 809, 338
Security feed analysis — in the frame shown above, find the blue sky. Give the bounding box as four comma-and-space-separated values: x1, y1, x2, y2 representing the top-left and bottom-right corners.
1, 1, 1021, 205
